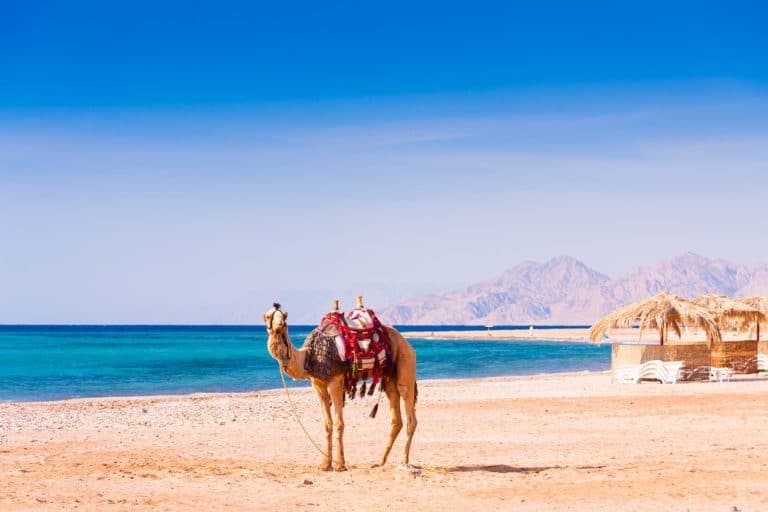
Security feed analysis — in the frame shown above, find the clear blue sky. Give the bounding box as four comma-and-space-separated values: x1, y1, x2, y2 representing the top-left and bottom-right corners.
1, 1, 767, 323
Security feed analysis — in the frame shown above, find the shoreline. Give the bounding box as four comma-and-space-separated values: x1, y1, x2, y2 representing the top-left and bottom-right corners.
8, 369, 768, 408
1, 369, 612, 406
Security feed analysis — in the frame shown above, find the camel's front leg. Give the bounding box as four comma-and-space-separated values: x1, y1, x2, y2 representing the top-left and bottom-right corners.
377, 379, 403, 466
328, 377, 347, 471
312, 381, 333, 471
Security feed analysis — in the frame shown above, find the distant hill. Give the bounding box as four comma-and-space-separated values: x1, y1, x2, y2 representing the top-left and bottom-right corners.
379, 252, 768, 325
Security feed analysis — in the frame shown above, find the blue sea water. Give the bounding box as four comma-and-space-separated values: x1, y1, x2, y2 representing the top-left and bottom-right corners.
0, 325, 610, 402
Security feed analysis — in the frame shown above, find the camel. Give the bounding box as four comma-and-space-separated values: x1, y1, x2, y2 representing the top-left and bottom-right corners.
263, 301, 417, 472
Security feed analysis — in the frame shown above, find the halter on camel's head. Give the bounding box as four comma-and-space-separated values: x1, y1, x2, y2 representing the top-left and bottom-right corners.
264, 302, 288, 335
264, 302, 292, 368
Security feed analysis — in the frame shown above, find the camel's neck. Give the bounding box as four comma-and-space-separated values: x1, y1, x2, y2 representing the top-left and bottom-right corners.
267, 329, 308, 380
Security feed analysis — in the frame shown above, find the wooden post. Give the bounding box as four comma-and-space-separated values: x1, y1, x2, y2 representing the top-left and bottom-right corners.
332, 299, 340, 311
357, 295, 364, 308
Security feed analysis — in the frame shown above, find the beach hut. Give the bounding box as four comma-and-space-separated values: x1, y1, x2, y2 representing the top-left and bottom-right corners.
590, 292, 721, 381
692, 294, 766, 373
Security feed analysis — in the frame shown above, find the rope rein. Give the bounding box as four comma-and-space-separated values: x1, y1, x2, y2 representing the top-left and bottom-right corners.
278, 365, 329, 459
267, 307, 328, 458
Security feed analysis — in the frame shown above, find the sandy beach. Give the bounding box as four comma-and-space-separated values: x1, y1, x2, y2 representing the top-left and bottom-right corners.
3, 372, 768, 511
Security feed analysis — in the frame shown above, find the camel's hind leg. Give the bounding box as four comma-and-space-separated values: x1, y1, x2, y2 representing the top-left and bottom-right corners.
377, 378, 403, 466
395, 346, 418, 466
399, 380, 417, 466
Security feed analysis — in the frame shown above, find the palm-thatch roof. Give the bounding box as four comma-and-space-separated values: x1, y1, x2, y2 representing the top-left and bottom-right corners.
691, 294, 767, 333
589, 292, 722, 345
740, 296, 768, 314
739, 296, 768, 341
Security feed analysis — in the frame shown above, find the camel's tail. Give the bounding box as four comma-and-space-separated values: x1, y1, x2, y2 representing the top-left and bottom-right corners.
368, 380, 417, 419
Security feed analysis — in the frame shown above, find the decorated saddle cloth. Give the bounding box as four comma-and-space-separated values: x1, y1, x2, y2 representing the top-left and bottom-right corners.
303, 328, 348, 382
319, 307, 392, 389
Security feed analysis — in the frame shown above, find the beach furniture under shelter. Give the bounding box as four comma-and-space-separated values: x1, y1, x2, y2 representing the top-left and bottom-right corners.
758, 354, 768, 373
590, 292, 721, 382
614, 360, 684, 384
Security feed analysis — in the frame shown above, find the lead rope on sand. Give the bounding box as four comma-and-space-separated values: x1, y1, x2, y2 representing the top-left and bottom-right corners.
279, 366, 329, 459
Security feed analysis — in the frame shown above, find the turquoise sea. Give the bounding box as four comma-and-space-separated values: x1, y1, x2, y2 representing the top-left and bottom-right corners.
0, 325, 610, 402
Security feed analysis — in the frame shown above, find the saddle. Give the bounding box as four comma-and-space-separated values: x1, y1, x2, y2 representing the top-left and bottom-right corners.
318, 302, 393, 398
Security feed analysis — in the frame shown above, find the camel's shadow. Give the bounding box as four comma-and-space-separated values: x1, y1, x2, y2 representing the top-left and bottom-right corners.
443, 464, 606, 474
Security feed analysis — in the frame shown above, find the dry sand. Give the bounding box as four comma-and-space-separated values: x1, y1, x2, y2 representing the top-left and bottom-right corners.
2, 372, 768, 511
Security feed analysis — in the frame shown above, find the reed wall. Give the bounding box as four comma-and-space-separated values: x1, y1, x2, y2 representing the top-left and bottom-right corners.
710, 340, 758, 374
612, 343, 711, 381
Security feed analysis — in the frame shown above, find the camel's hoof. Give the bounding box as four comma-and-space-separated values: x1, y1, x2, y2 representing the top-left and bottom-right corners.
398, 463, 420, 475
333, 465, 347, 472
319, 463, 332, 472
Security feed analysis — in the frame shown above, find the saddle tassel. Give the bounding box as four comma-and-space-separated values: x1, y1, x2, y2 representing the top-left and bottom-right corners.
369, 382, 383, 418
359, 381, 367, 398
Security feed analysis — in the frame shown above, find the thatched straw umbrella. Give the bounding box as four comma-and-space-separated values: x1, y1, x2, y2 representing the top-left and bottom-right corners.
692, 294, 767, 335
589, 292, 722, 346
740, 296, 768, 341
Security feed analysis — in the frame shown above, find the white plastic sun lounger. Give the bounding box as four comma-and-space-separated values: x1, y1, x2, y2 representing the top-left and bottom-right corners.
758, 354, 768, 373
614, 360, 683, 384
661, 361, 684, 383
709, 367, 733, 382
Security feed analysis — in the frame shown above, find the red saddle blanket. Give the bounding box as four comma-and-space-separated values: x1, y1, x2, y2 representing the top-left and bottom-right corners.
320, 307, 392, 387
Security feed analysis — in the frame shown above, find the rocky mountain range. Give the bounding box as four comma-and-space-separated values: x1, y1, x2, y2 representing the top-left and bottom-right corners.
379, 252, 768, 325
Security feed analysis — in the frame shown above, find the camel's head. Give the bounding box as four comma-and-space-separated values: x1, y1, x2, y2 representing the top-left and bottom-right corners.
264, 303, 290, 362
263, 302, 288, 336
